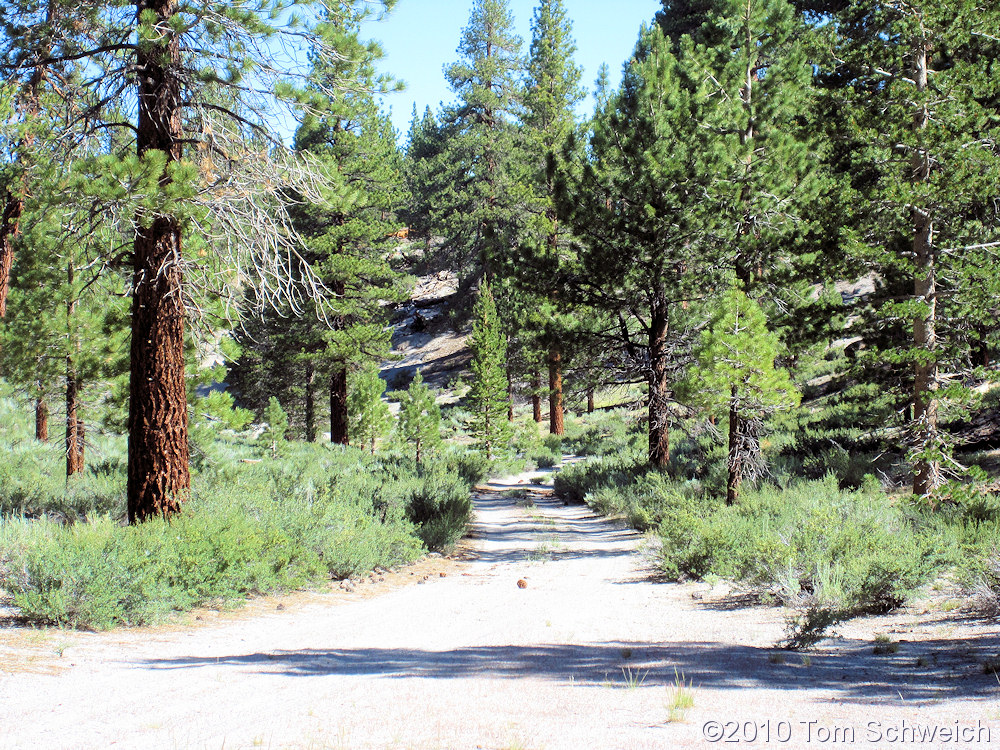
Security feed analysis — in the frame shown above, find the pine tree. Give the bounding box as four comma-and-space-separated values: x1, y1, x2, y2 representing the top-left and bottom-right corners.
402, 105, 444, 245
0, 129, 130, 476
655, 0, 821, 293
517, 0, 585, 436
468, 282, 512, 459
558, 25, 727, 468
263, 397, 289, 459
1, 0, 399, 521
430, 0, 526, 286
232, 12, 409, 447
686, 285, 799, 504
349, 364, 392, 454
801, 0, 1000, 495
291, 52, 410, 447
396, 370, 441, 463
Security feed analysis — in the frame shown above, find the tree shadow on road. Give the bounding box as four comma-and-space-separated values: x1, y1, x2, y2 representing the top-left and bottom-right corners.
139, 636, 1000, 705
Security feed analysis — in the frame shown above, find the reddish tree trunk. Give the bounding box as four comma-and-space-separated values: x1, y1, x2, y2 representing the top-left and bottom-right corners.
66, 259, 84, 476
648, 289, 670, 468
127, 0, 189, 522
330, 366, 349, 445
0, 194, 21, 320
35, 396, 48, 442
0, 2, 53, 321
66, 362, 83, 476
587, 389, 595, 414
77, 419, 86, 469
548, 347, 564, 436
531, 370, 542, 423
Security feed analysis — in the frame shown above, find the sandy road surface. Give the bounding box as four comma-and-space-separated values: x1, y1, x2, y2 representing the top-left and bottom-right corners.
1, 470, 997, 750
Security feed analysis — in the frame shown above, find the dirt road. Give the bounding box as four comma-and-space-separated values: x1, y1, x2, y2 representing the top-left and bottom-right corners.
1, 471, 997, 749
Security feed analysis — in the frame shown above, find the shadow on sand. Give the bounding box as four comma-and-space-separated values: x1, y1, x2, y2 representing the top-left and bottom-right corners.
138, 636, 1000, 705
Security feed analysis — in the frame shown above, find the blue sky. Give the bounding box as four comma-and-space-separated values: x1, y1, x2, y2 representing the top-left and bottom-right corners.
369, 0, 663, 141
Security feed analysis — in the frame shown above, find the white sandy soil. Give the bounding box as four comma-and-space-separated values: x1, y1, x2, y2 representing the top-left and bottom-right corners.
1, 467, 997, 750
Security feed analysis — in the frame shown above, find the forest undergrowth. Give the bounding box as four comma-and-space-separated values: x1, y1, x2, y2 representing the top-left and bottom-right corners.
552, 401, 1000, 648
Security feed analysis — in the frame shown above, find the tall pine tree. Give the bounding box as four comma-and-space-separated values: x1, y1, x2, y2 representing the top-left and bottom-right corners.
517, 0, 585, 435
1, 0, 401, 521
803, 0, 1000, 495
469, 282, 512, 459
430, 0, 526, 287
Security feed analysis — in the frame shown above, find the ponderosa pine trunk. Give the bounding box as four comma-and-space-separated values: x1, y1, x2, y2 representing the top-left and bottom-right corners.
911, 34, 938, 497
648, 289, 670, 468
531, 370, 542, 423
0, 1, 52, 321
66, 359, 83, 477
726, 389, 741, 505
330, 366, 348, 444
35, 395, 48, 441
304, 360, 316, 442
0, 195, 20, 320
66, 258, 84, 476
587, 388, 595, 414
548, 346, 564, 436
127, 0, 189, 522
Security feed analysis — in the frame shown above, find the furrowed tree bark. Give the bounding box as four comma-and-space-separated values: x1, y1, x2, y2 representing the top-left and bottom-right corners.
587, 388, 595, 414
0, 196, 20, 320
330, 366, 348, 444
66, 359, 83, 476
66, 258, 83, 476
127, 0, 189, 523
548, 346, 564, 435
911, 32, 938, 497
726, 389, 741, 505
648, 289, 670, 468
304, 359, 316, 442
0, 1, 53, 321
35, 395, 48, 441
531, 370, 542, 423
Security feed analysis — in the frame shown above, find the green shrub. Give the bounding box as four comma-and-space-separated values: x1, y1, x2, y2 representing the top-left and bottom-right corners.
651, 476, 948, 644
528, 448, 560, 469
0, 434, 470, 629
401, 471, 472, 551
0, 518, 173, 629
441, 448, 491, 486
542, 433, 563, 453
553, 449, 644, 504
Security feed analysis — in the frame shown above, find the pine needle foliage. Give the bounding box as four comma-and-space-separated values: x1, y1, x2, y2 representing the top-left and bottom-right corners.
468, 282, 512, 459
396, 370, 441, 464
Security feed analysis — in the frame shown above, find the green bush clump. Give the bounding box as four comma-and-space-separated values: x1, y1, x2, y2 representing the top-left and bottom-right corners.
0, 432, 481, 629
553, 448, 644, 504
528, 448, 560, 469
400, 471, 472, 551
440, 447, 491, 486
542, 433, 563, 453
0, 471, 427, 629
562, 409, 641, 458
658, 476, 942, 607
1, 518, 173, 629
